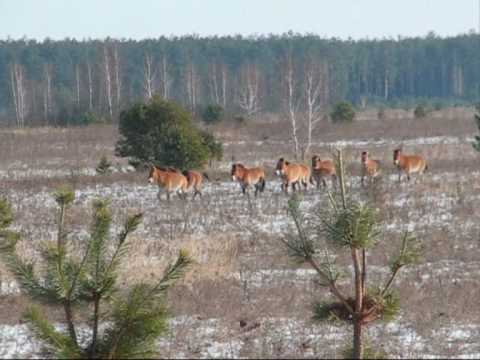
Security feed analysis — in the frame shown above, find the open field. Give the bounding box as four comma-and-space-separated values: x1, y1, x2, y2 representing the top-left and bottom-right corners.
0, 108, 479, 358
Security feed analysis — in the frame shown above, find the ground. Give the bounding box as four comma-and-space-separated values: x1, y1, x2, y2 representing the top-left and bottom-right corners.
0, 107, 479, 358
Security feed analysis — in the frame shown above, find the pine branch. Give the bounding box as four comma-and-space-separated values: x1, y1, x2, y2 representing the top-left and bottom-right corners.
24, 305, 81, 358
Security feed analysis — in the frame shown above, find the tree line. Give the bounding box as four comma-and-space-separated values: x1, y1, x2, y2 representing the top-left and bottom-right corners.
1, 31, 479, 127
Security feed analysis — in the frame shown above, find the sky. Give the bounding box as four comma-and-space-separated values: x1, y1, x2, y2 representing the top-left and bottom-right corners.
0, 0, 478, 41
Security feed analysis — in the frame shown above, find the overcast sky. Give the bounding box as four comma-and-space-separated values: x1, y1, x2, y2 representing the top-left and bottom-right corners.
0, 0, 477, 41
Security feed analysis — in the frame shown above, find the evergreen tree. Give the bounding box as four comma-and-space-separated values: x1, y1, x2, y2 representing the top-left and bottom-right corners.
330, 101, 356, 123
95, 154, 112, 175
281, 150, 422, 359
472, 110, 480, 152
0, 187, 191, 359
115, 97, 216, 169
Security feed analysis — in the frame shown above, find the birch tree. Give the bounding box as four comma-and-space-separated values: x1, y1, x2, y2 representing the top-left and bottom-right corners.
237, 62, 260, 118
86, 59, 93, 111
143, 52, 156, 100
184, 59, 198, 113
282, 51, 300, 159
10, 62, 27, 128
113, 44, 122, 109
158, 54, 172, 99
302, 59, 327, 159
103, 45, 113, 119
43, 63, 54, 123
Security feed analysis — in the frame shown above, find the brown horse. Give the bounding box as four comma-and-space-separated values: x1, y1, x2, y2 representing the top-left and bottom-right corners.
311, 155, 337, 189
148, 166, 188, 201
360, 151, 381, 186
393, 148, 428, 182
231, 163, 266, 196
182, 170, 209, 199
275, 158, 310, 193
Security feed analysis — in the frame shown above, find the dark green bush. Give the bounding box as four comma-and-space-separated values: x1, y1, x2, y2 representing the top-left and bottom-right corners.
201, 104, 224, 124
330, 101, 355, 123
116, 97, 221, 169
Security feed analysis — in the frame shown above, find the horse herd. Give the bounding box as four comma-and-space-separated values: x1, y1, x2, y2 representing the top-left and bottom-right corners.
147, 148, 428, 201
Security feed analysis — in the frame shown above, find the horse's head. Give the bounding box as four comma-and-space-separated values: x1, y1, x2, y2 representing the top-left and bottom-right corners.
231, 164, 239, 181
393, 149, 402, 166
361, 151, 368, 164
275, 158, 288, 176
148, 166, 157, 184
311, 155, 321, 169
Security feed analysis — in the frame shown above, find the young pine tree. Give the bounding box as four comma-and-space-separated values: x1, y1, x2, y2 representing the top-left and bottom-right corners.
282, 150, 422, 359
0, 187, 191, 359
472, 109, 480, 152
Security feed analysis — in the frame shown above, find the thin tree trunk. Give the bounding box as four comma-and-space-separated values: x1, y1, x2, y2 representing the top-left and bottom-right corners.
75, 64, 81, 106
353, 317, 364, 359
90, 295, 101, 357
113, 45, 121, 110
87, 60, 93, 111
63, 300, 78, 346
352, 247, 364, 359
221, 63, 227, 108
103, 46, 113, 119
10, 65, 19, 126
159, 54, 171, 99
143, 52, 155, 100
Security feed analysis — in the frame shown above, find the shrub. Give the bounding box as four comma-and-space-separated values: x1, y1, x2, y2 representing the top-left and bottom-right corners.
330, 101, 355, 123
95, 155, 112, 175
115, 97, 221, 169
413, 104, 428, 119
200, 130, 223, 162
201, 104, 224, 124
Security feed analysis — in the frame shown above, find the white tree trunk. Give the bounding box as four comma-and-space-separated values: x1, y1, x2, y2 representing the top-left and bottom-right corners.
11, 63, 27, 128
87, 60, 93, 111
208, 62, 220, 105
43, 63, 53, 124
10, 65, 19, 126
103, 46, 113, 119
237, 62, 260, 118
143, 52, 156, 100
113, 45, 121, 108
75, 64, 81, 106
284, 53, 299, 159
185, 60, 198, 112
221, 63, 227, 108
303, 60, 324, 159
159, 54, 171, 99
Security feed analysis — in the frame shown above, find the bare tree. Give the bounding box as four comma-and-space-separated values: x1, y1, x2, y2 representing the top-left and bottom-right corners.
208, 62, 220, 105
86, 59, 93, 111
220, 62, 228, 108
43, 63, 54, 124
184, 59, 198, 113
237, 62, 261, 118
10, 62, 27, 128
143, 52, 156, 100
113, 44, 122, 109
282, 52, 300, 159
75, 64, 81, 106
158, 54, 172, 99
103, 45, 113, 119
302, 59, 327, 159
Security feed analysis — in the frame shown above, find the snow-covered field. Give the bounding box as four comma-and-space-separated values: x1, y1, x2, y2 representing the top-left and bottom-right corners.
0, 130, 479, 358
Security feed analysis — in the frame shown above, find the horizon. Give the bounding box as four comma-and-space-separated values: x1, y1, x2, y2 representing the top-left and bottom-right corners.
0, 0, 477, 42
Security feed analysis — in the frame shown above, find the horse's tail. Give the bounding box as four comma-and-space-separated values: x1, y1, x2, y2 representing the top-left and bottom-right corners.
259, 177, 266, 192
202, 172, 211, 182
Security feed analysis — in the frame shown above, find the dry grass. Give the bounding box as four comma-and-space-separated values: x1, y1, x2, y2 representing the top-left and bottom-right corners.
0, 108, 479, 357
